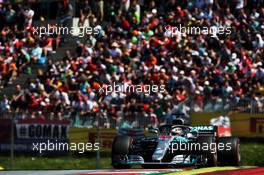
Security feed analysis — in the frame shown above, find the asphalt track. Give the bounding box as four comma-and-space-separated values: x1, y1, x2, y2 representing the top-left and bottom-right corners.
0, 167, 263, 175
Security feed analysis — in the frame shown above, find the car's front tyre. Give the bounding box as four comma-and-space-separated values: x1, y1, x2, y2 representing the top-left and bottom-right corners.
112, 135, 132, 169
197, 136, 218, 167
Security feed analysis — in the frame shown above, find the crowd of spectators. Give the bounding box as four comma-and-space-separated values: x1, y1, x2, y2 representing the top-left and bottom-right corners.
0, 0, 264, 128
0, 2, 62, 90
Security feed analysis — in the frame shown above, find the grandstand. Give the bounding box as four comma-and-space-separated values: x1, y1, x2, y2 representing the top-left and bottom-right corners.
0, 0, 263, 129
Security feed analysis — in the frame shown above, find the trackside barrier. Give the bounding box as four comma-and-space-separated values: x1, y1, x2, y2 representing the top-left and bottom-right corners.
68, 113, 264, 153
192, 112, 264, 138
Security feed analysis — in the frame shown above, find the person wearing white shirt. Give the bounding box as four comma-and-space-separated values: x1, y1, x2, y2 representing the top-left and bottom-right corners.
23, 7, 34, 28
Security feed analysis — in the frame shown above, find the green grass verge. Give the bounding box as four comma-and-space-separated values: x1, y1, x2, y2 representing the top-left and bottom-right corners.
240, 142, 264, 166
0, 142, 263, 170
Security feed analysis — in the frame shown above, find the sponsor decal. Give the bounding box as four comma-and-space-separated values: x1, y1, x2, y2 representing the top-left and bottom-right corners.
192, 126, 214, 131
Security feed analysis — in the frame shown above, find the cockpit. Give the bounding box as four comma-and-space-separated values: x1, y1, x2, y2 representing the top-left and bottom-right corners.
158, 125, 190, 137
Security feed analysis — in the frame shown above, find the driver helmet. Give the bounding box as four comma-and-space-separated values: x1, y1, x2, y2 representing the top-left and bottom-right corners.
171, 127, 183, 136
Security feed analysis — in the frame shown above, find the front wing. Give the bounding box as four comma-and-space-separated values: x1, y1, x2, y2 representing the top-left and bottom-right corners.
113, 154, 206, 166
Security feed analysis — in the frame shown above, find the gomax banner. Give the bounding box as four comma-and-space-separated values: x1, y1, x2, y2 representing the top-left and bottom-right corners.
16, 119, 69, 139
0, 118, 71, 153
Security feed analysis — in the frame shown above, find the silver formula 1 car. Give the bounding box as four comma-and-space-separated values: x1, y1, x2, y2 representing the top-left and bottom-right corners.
112, 124, 240, 168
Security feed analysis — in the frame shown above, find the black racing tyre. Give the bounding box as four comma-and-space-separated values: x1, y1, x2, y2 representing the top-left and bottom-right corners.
197, 136, 218, 167
112, 135, 132, 169
207, 149, 218, 167
217, 137, 241, 166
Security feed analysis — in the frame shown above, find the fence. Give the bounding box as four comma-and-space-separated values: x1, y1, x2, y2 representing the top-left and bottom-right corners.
191, 97, 264, 114
0, 110, 153, 129
1, 97, 264, 129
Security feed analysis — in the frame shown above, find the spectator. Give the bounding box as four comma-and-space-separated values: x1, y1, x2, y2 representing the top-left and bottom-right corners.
78, 0, 93, 26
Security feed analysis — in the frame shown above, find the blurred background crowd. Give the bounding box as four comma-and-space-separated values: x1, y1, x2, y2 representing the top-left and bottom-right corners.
0, 0, 263, 128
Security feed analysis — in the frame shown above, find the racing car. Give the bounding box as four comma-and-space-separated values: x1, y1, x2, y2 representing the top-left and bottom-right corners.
112, 124, 240, 168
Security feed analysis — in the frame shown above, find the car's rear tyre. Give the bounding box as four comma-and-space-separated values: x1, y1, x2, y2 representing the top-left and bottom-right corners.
112, 135, 132, 169
217, 137, 241, 166
198, 136, 218, 167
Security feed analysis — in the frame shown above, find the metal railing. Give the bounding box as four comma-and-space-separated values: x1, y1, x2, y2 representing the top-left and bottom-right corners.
1, 97, 264, 129
191, 97, 264, 114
